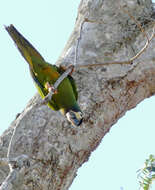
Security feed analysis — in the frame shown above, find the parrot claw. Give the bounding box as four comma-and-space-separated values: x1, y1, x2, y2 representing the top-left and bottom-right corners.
49, 86, 58, 94
67, 64, 75, 76
60, 64, 75, 76
45, 82, 58, 94
42, 85, 57, 104
42, 82, 58, 104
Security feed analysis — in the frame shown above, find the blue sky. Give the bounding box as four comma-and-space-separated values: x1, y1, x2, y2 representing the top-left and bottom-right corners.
1, 1, 155, 189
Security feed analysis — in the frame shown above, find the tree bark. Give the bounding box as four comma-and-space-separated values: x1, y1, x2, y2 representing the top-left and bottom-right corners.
0, 0, 155, 189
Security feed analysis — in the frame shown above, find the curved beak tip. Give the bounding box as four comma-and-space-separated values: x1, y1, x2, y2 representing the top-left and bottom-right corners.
77, 118, 83, 126
72, 118, 83, 127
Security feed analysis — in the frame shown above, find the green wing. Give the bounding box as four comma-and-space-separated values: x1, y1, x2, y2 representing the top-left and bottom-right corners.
54, 65, 78, 100
67, 75, 78, 100
30, 69, 59, 110
5, 24, 45, 69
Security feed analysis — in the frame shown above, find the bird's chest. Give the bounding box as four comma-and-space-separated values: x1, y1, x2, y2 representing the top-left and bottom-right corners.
52, 79, 76, 109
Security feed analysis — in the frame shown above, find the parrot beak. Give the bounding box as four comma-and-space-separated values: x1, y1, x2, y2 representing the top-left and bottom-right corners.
66, 111, 83, 127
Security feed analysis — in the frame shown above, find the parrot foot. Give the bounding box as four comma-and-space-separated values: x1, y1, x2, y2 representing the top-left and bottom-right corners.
45, 82, 58, 94
60, 65, 75, 76
49, 86, 58, 94
42, 82, 58, 104
67, 64, 75, 76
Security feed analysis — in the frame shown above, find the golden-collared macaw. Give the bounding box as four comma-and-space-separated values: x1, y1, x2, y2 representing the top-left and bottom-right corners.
5, 24, 83, 126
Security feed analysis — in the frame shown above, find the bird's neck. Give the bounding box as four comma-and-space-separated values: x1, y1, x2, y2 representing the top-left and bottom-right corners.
60, 103, 80, 116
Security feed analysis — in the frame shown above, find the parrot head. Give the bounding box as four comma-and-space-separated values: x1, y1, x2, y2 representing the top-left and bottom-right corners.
66, 110, 83, 127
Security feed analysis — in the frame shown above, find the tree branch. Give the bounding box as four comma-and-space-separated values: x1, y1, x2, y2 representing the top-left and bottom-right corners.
1, 0, 155, 189
0, 155, 30, 190
75, 6, 155, 68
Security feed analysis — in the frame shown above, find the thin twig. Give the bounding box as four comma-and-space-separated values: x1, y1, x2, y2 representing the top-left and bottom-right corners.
76, 61, 132, 68
120, 6, 152, 62
74, 18, 105, 68
74, 18, 87, 67
120, 6, 149, 42
75, 7, 155, 69
41, 66, 73, 104
130, 26, 155, 62
0, 155, 30, 189
7, 124, 18, 159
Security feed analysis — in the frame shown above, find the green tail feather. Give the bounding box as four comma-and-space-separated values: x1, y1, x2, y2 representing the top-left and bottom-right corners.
5, 24, 44, 67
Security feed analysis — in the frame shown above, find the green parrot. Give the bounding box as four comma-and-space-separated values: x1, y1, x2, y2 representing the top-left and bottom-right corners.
5, 24, 83, 126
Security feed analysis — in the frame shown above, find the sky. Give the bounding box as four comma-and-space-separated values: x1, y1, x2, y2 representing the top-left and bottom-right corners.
0, 0, 155, 190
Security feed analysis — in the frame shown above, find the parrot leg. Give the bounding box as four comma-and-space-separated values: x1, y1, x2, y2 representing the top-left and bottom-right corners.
67, 65, 75, 75
45, 82, 58, 94
60, 65, 75, 76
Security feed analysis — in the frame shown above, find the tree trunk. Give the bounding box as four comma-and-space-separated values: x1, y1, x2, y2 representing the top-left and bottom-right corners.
0, 0, 155, 189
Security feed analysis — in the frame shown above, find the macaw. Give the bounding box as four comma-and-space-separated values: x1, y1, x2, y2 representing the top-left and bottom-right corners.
5, 24, 83, 126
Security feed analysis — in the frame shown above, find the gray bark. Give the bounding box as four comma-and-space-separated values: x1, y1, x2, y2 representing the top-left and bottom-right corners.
0, 0, 155, 189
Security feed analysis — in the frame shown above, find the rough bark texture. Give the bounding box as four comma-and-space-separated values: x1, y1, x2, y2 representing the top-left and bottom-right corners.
0, 0, 155, 189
